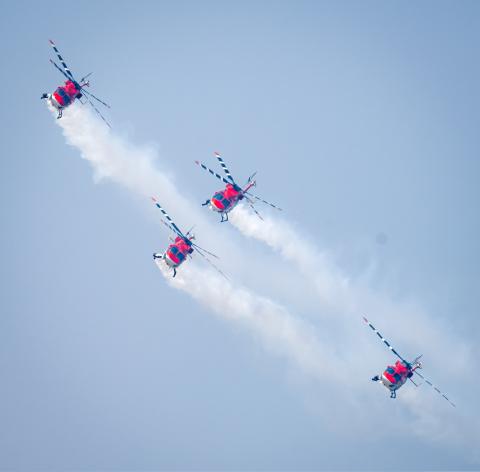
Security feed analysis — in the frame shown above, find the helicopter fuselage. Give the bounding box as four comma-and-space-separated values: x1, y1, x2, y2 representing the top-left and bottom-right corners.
374, 359, 420, 398
208, 184, 243, 214
48, 79, 82, 111
162, 236, 194, 268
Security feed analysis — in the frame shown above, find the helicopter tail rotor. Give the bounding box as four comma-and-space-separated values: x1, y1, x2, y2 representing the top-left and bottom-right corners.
247, 172, 257, 184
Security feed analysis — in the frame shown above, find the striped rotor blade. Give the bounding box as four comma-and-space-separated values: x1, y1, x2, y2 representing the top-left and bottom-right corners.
82, 89, 111, 108
194, 247, 229, 280
151, 198, 185, 238
362, 316, 407, 363
245, 198, 264, 221
49, 39, 75, 80
414, 371, 456, 407
50, 59, 72, 81
195, 160, 230, 185
408, 376, 420, 387
86, 97, 112, 128
191, 242, 219, 259
158, 217, 178, 236
213, 152, 235, 184
245, 192, 282, 211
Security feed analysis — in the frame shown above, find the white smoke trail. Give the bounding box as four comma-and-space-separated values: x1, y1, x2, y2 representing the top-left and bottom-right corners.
229, 206, 350, 308
53, 104, 348, 388
53, 104, 478, 460
155, 259, 345, 382
229, 182, 478, 456
229, 206, 468, 367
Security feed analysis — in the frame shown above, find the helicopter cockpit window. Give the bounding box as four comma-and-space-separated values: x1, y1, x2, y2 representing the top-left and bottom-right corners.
176, 251, 185, 262
213, 193, 223, 200
170, 246, 179, 255
57, 88, 71, 103
386, 367, 395, 375
394, 373, 401, 382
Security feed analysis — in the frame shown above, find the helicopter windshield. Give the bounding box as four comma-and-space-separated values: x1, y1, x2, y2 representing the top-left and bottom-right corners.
56, 87, 72, 105
170, 246, 185, 261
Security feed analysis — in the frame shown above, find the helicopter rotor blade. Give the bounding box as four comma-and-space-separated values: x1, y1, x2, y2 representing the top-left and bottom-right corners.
249, 203, 264, 221
414, 370, 456, 407
151, 198, 185, 239
50, 59, 72, 82
362, 316, 408, 364
49, 39, 75, 80
191, 242, 219, 259
244, 191, 282, 211
193, 247, 229, 280
82, 88, 111, 108
408, 377, 420, 387
244, 197, 264, 221
157, 216, 179, 236
85, 96, 112, 128
195, 160, 231, 185
213, 151, 236, 184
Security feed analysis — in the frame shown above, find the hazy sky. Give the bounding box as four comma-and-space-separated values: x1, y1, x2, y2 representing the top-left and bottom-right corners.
1, 1, 479, 470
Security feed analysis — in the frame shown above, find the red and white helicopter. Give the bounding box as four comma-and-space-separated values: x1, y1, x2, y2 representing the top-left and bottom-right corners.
41, 40, 111, 127
195, 152, 282, 222
363, 316, 455, 407
151, 198, 226, 278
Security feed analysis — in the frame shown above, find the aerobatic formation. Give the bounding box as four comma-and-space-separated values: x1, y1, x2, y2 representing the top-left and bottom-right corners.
42, 40, 456, 407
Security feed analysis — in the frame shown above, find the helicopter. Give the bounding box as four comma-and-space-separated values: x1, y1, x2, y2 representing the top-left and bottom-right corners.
195, 152, 282, 222
41, 39, 111, 127
151, 197, 226, 278
363, 316, 455, 407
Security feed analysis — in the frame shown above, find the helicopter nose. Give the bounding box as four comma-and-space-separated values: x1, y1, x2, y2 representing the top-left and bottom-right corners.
211, 200, 223, 211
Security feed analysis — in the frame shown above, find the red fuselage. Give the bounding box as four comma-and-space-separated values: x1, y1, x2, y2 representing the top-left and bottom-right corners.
210, 184, 244, 213
50, 80, 81, 109
381, 360, 412, 391
164, 236, 194, 268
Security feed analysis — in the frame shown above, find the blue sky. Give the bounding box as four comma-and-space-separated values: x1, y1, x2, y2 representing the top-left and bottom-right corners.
1, 1, 479, 470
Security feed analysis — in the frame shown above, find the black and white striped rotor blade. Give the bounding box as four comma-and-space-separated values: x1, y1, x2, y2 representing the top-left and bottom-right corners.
193, 248, 229, 280
195, 161, 230, 185
50, 59, 72, 81
158, 217, 178, 236
414, 371, 456, 407
82, 89, 111, 109
151, 198, 185, 238
49, 39, 75, 80
85, 97, 112, 128
245, 192, 282, 211
362, 316, 408, 363
191, 243, 219, 259
213, 152, 235, 184
244, 197, 264, 221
